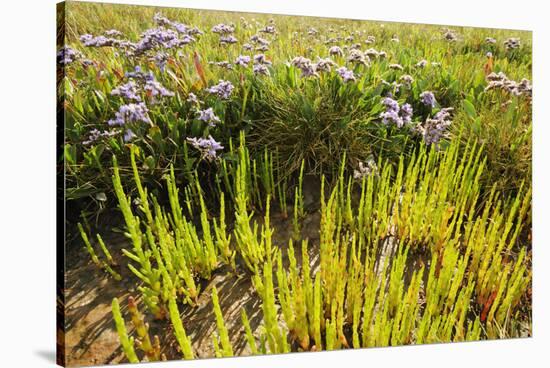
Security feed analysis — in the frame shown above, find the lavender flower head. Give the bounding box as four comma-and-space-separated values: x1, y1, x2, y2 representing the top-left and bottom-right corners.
253, 54, 272, 65
111, 81, 141, 101
353, 157, 378, 179
105, 29, 123, 37
83, 129, 119, 146
220, 35, 238, 45
419, 91, 437, 108
123, 129, 137, 142
206, 80, 234, 99
379, 97, 413, 128
329, 46, 344, 57
57, 46, 82, 65
197, 108, 221, 127
108, 102, 151, 126
337, 67, 356, 83
144, 79, 175, 102
417, 107, 453, 146
504, 38, 521, 50
212, 23, 235, 34
187, 135, 224, 161
234, 55, 251, 67
347, 49, 368, 65
315, 57, 336, 72
253, 64, 270, 76
187, 93, 199, 104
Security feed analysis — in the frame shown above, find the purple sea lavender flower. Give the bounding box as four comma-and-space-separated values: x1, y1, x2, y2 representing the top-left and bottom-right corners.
206, 80, 234, 99
57, 46, 82, 65
234, 55, 251, 67
353, 157, 378, 179
255, 44, 270, 52
209, 61, 234, 70
259, 25, 276, 34
400, 74, 414, 85
153, 52, 169, 72
243, 43, 254, 51
316, 57, 336, 72
420, 91, 437, 108
389, 63, 404, 71
417, 107, 453, 146
82, 129, 120, 146
187, 93, 199, 104
220, 35, 238, 45
485, 37, 497, 44
253, 64, 270, 76
125, 66, 155, 82
337, 67, 356, 82
504, 37, 521, 50
111, 81, 141, 101
253, 54, 271, 65
347, 49, 368, 65
108, 102, 151, 126
186, 135, 224, 161
197, 107, 221, 127
212, 23, 235, 34
105, 29, 123, 37
144, 80, 175, 102
123, 129, 137, 142
379, 98, 413, 128
328, 46, 344, 57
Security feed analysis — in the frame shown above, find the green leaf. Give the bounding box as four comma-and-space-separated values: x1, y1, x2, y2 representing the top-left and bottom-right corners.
463, 99, 477, 119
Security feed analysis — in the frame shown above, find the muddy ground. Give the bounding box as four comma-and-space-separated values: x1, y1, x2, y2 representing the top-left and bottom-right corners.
63, 204, 323, 367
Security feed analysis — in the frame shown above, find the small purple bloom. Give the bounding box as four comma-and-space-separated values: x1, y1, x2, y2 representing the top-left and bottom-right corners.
108, 102, 151, 126
111, 81, 141, 101
337, 67, 356, 82
186, 135, 224, 161
123, 129, 137, 142
197, 108, 221, 127
420, 91, 437, 108
234, 55, 251, 67
206, 80, 234, 99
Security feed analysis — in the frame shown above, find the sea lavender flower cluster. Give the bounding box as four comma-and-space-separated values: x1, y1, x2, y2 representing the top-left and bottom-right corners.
504, 38, 521, 50
234, 55, 251, 67
259, 25, 276, 34
209, 61, 233, 70
353, 157, 378, 179
485, 37, 497, 44
364, 48, 386, 59
419, 91, 437, 108
105, 29, 123, 37
254, 54, 272, 65
364, 35, 376, 44
111, 81, 141, 101
379, 97, 413, 128
197, 108, 221, 127
107, 102, 151, 126
485, 72, 532, 97
82, 129, 119, 146
153, 52, 169, 72
415, 59, 428, 68
206, 80, 234, 99
125, 66, 155, 81
115, 66, 174, 104
291, 56, 318, 78
243, 43, 254, 51
123, 129, 137, 142
144, 79, 175, 102
186, 136, 224, 161
220, 35, 238, 45
389, 63, 404, 71
337, 66, 356, 83
253, 64, 270, 76
443, 29, 458, 42
212, 23, 235, 34
187, 93, 199, 104
417, 108, 453, 146
315, 57, 337, 72
57, 46, 82, 65
400, 75, 414, 85
307, 27, 318, 36
329, 46, 344, 57
347, 49, 369, 65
